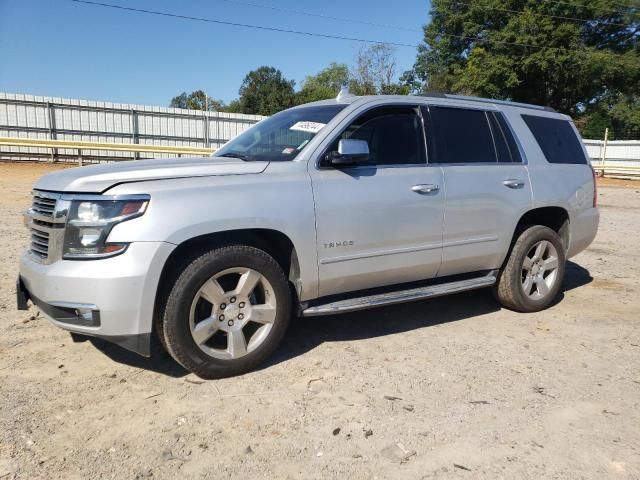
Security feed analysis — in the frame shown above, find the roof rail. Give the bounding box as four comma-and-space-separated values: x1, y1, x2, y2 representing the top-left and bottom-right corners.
421, 93, 556, 112
421, 91, 447, 98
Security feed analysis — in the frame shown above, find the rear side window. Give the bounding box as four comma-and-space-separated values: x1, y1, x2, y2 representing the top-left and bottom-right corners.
496, 113, 523, 163
522, 114, 587, 165
427, 107, 496, 163
488, 113, 512, 163
488, 112, 523, 163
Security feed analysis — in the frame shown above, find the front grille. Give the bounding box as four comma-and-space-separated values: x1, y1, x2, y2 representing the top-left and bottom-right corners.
31, 193, 57, 217
30, 228, 50, 258
27, 191, 65, 263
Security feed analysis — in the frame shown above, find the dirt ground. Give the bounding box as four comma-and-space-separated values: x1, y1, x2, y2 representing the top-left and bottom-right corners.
0, 162, 639, 479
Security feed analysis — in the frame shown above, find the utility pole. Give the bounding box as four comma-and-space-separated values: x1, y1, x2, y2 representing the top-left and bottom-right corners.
601, 127, 609, 165
203, 90, 210, 149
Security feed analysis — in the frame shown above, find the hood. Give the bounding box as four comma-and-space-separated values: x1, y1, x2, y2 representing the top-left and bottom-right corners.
34, 156, 269, 193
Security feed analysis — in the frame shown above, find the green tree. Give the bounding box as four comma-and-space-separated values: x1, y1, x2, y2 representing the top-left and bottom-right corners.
403, 0, 639, 136
236, 66, 296, 115
295, 53, 409, 105
169, 90, 225, 111
224, 99, 243, 114
582, 93, 640, 139
296, 63, 350, 104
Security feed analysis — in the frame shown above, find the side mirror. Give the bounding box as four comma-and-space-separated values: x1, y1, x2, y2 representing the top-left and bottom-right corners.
327, 139, 370, 166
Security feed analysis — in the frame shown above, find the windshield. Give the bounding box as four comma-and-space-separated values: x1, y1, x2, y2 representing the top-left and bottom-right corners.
213, 104, 346, 162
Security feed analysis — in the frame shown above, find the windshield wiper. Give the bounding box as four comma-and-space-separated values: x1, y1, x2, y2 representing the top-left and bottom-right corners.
216, 152, 251, 161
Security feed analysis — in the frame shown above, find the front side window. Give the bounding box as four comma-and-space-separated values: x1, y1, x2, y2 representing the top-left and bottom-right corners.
214, 104, 346, 162
327, 106, 426, 166
426, 106, 496, 164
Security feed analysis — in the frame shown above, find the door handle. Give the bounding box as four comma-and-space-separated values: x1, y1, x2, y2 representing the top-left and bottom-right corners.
503, 179, 525, 189
411, 184, 440, 194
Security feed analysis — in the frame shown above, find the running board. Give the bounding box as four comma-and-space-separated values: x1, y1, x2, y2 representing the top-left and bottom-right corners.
302, 270, 498, 317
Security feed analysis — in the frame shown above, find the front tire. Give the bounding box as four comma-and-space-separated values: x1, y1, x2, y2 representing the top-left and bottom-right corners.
495, 225, 566, 312
162, 245, 291, 378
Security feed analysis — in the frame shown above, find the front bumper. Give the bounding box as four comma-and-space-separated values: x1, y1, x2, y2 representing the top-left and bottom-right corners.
18, 241, 175, 356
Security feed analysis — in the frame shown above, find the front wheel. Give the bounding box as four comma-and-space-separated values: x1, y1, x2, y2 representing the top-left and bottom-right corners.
162, 245, 291, 378
494, 225, 566, 312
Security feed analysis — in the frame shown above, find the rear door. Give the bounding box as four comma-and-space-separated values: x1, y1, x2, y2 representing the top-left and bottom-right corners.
422, 105, 532, 276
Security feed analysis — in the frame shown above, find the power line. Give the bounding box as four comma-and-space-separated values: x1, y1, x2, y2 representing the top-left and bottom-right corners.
447, 0, 633, 27
433, 30, 600, 52
599, 0, 640, 10
68, 0, 421, 48
218, 0, 637, 27
216, 0, 422, 33
544, 0, 639, 14
68, 0, 631, 55
435, 14, 637, 43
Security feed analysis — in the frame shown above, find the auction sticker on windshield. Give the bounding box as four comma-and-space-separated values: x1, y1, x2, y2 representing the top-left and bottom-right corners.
290, 121, 326, 134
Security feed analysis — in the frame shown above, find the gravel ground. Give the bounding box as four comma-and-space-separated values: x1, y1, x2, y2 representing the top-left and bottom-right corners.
0, 163, 639, 479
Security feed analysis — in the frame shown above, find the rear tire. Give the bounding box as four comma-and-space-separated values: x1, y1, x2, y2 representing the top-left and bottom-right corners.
494, 225, 566, 312
162, 245, 291, 379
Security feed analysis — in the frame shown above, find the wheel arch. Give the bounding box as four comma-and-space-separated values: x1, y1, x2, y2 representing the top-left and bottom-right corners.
152, 228, 302, 346
511, 206, 570, 252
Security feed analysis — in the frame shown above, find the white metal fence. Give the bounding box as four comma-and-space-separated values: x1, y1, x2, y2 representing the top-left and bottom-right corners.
0, 92, 265, 162
1, 91, 639, 167
583, 139, 640, 169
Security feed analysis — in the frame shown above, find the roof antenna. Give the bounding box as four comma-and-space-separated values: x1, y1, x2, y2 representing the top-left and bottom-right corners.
336, 83, 355, 103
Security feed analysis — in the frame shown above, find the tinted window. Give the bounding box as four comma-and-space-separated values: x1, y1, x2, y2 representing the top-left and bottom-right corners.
488, 112, 513, 163
428, 107, 496, 163
495, 112, 523, 163
522, 114, 587, 164
329, 106, 426, 166
487, 112, 523, 163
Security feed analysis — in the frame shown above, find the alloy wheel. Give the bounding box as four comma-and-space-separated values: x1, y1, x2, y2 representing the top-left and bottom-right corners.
521, 240, 560, 300
189, 267, 277, 359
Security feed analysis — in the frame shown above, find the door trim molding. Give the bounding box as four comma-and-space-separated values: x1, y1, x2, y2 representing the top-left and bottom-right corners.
320, 235, 498, 265
442, 235, 499, 248
320, 241, 442, 265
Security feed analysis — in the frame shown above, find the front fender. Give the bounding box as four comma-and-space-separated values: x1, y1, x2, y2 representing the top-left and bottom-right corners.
104, 166, 320, 300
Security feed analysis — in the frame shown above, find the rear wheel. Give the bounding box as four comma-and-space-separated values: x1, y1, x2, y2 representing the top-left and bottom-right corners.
495, 225, 566, 312
162, 245, 291, 378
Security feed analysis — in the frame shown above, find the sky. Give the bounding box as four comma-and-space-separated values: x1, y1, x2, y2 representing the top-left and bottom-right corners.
0, 0, 430, 107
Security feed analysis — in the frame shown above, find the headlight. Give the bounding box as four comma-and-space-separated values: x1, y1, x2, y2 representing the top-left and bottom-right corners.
63, 195, 149, 259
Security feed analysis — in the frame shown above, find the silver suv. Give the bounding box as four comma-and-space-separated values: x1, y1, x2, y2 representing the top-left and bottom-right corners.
18, 92, 599, 378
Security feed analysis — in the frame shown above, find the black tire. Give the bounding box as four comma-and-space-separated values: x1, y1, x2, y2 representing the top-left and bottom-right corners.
162, 245, 291, 379
494, 225, 566, 312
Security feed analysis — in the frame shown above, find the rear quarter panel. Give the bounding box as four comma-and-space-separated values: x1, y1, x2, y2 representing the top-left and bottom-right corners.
502, 107, 598, 257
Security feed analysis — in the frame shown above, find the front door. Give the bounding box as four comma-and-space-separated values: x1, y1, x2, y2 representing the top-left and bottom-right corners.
310, 105, 445, 298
